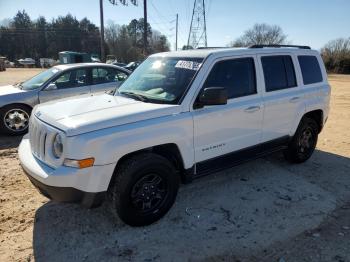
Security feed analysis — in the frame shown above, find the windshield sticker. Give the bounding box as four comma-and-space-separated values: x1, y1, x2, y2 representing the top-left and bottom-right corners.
175, 60, 202, 71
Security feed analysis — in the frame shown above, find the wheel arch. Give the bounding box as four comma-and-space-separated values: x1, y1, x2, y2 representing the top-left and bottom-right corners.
303, 109, 324, 133
108, 143, 187, 191
0, 103, 33, 112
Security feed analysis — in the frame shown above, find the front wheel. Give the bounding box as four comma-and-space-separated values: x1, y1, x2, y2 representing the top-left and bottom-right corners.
284, 117, 319, 163
108, 153, 180, 226
0, 105, 31, 135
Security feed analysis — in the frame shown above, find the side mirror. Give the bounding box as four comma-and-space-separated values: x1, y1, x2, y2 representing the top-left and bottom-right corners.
45, 83, 57, 91
195, 87, 228, 108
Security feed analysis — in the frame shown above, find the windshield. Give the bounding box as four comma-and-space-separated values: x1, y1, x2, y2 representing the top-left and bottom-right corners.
21, 67, 60, 90
117, 57, 203, 104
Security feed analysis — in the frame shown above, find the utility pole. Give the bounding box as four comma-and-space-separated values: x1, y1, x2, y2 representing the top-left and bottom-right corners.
143, 0, 148, 55
99, 0, 138, 62
99, 0, 105, 62
175, 14, 178, 51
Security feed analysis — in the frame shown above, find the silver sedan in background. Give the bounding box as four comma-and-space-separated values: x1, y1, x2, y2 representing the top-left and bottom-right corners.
0, 63, 131, 135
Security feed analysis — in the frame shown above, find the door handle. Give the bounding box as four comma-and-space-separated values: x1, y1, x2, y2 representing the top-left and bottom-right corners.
244, 105, 261, 113
289, 97, 301, 103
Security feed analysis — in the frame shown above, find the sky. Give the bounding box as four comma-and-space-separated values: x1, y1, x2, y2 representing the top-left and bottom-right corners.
0, 0, 349, 51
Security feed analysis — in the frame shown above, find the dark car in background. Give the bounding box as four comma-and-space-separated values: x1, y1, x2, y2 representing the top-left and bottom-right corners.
124, 61, 142, 71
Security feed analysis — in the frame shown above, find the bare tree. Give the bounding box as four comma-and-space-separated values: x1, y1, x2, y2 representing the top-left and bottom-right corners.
321, 37, 350, 73
230, 23, 288, 47
149, 30, 170, 53
104, 19, 170, 63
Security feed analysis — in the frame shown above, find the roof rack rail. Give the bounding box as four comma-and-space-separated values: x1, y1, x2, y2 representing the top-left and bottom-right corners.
196, 47, 226, 49
249, 44, 311, 50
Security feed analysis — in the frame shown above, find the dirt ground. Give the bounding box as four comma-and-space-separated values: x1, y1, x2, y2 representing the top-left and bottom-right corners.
0, 69, 350, 262
0, 68, 44, 86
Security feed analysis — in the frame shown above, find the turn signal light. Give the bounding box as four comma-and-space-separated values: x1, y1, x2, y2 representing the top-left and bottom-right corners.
64, 158, 95, 169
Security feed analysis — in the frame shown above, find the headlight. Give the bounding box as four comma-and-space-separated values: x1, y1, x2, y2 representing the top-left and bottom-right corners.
52, 133, 63, 159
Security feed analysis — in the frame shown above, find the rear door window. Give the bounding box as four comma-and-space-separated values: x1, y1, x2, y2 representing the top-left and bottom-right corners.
298, 56, 323, 85
92, 68, 108, 84
261, 56, 297, 92
92, 67, 128, 84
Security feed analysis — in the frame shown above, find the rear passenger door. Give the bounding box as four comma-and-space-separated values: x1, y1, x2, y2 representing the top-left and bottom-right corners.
192, 56, 263, 163
90, 67, 128, 94
258, 54, 305, 143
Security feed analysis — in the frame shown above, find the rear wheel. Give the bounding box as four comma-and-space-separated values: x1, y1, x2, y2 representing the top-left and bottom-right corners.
0, 105, 31, 135
284, 117, 319, 163
108, 153, 180, 226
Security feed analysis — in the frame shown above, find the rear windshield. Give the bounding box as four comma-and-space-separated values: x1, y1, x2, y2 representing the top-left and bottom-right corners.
298, 56, 323, 85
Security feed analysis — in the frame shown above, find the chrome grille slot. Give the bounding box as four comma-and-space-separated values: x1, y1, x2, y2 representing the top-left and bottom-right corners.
30, 117, 48, 162
38, 130, 44, 158
41, 134, 47, 158
36, 129, 41, 157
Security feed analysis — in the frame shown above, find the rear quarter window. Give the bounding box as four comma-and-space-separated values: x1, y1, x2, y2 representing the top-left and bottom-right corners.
298, 56, 323, 85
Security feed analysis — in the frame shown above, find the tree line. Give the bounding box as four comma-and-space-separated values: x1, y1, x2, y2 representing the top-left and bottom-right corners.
0, 10, 170, 63
1, 12, 349, 73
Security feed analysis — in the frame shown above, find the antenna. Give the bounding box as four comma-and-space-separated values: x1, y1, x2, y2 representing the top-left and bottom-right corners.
187, 0, 207, 49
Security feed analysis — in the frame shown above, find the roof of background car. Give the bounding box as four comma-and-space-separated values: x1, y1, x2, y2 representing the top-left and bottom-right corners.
53, 63, 129, 71
150, 47, 319, 59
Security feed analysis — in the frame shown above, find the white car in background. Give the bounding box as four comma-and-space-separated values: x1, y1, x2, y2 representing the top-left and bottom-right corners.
0, 63, 130, 135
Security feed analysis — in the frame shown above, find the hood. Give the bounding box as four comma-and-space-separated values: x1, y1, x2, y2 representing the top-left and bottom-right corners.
34, 94, 182, 136
0, 85, 24, 96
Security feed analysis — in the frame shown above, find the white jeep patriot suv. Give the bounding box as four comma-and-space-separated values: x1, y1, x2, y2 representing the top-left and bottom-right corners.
19, 45, 330, 226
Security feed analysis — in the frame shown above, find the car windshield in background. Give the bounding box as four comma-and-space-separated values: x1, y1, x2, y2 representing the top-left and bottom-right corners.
21, 67, 60, 90
117, 57, 203, 104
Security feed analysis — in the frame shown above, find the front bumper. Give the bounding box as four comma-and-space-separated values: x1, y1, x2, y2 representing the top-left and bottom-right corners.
24, 172, 105, 207
19, 136, 115, 207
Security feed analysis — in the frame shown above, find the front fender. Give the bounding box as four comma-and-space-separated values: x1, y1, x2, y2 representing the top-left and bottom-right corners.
0, 90, 38, 109
65, 112, 195, 169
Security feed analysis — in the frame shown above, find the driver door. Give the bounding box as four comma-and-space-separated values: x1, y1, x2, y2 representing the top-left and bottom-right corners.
39, 68, 91, 103
192, 56, 263, 166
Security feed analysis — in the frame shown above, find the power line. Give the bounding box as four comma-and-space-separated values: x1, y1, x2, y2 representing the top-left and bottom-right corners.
149, 0, 171, 25
206, 0, 212, 18
147, 1, 173, 34
100, 0, 138, 61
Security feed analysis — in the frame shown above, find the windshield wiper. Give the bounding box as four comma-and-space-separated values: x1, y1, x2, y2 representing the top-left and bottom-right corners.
118, 91, 149, 102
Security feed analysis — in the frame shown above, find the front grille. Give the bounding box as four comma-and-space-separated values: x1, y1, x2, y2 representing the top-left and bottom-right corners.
29, 117, 48, 162
28, 116, 63, 169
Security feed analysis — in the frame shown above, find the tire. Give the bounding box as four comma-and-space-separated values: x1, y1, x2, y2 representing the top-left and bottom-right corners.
284, 117, 319, 163
108, 152, 180, 226
0, 104, 31, 135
